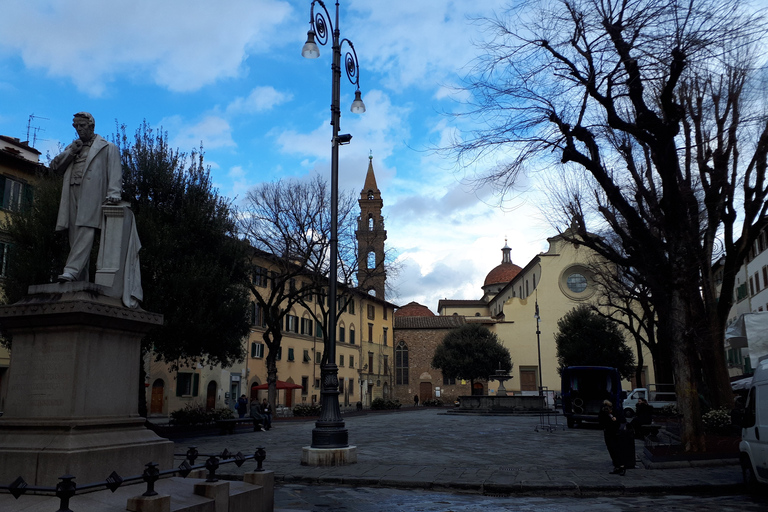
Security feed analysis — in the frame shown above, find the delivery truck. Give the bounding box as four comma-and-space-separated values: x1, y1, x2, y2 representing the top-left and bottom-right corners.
740, 357, 768, 489
561, 366, 623, 428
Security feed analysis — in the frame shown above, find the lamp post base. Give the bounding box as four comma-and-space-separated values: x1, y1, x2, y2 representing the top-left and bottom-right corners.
311, 423, 349, 448
301, 445, 357, 466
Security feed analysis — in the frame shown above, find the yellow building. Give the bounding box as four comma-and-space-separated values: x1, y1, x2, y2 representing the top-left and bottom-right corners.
435, 229, 654, 398
240, 285, 396, 411
0, 136, 42, 406
145, 159, 396, 417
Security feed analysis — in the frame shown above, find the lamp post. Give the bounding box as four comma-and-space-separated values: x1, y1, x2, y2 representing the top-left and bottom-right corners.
302, 0, 365, 449
535, 299, 543, 396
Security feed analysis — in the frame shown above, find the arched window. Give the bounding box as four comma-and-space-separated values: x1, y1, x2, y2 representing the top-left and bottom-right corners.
368, 214, 374, 230
367, 251, 376, 269
395, 341, 409, 385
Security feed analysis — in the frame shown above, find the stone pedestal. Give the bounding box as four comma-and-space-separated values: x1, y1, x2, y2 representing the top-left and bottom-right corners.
194, 481, 230, 512
126, 494, 171, 512
0, 282, 174, 486
301, 446, 357, 466
243, 470, 273, 512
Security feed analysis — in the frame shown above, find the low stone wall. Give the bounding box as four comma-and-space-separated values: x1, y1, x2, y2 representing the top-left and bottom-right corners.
453, 395, 547, 413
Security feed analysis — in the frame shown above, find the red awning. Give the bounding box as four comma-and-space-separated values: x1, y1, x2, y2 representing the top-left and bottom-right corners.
251, 380, 303, 390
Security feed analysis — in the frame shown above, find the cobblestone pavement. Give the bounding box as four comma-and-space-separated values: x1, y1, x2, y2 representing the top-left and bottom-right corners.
169, 408, 744, 498
275, 484, 768, 512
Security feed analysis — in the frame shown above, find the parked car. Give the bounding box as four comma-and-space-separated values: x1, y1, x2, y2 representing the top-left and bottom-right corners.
623, 385, 677, 418
740, 357, 768, 489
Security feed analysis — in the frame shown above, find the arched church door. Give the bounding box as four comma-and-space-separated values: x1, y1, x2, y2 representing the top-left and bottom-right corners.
472, 382, 484, 395
206, 381, 217, 410
419, 382, 433, 401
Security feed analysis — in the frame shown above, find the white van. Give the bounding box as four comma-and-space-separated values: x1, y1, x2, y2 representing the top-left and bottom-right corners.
740, 357, 768, 488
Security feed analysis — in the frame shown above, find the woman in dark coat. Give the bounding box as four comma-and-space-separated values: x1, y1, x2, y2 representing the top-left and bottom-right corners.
598, 399, 625, 475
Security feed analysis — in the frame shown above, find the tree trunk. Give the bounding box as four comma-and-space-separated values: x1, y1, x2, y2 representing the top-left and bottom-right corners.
698, 319, 734, 410
264, 329, 281, 409
652, 341, 675, 386
634, 337, 645, 387
664, 291, 705, 452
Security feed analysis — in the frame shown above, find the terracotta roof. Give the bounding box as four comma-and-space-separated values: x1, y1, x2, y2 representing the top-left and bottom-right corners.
483, 262, 522, 287
437, 299, 486, 308
394, 316, 466, 329
395, 301, 435, 317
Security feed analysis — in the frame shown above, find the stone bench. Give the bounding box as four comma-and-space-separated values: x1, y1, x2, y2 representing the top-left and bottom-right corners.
215, 418, 261, 435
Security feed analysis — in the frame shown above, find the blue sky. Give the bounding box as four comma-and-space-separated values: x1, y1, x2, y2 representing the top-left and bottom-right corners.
0, 0, 562, 309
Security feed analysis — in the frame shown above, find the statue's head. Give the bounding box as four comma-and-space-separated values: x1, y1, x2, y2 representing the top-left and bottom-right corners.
72, 112, 95, 141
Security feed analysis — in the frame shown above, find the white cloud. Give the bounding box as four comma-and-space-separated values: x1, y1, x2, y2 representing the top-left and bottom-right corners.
273, 88, 408, 171
161, 115, 235, 152
0, 0, 295, 95
347, 1, 507, 93
226, 165, 251, 202
226, 86, 293, 117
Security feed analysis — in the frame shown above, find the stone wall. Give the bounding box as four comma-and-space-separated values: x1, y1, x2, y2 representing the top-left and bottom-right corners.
392, 316, 472, 404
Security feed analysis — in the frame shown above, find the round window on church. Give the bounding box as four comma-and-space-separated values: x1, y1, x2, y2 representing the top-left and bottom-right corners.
566, 273, 588, 293
558, 264, 595, 300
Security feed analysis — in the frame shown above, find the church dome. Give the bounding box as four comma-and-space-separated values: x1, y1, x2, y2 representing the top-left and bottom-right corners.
395, 302, 435, 317
483, 240, 522, 287
484, 263, 522, 286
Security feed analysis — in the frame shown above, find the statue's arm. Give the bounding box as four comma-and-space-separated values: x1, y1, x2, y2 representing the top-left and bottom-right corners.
50, 140, 83, 173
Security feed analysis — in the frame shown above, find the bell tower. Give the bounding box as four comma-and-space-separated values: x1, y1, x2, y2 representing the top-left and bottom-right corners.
356, 154, 387, 299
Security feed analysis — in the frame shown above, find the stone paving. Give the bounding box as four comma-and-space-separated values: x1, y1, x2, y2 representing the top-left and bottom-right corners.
275, 484, 768, 511
168, 408, 744, 497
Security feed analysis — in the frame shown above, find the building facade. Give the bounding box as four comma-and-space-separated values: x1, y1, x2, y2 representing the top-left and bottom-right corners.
0, 136, 41, 408
395, 230, 655, 401
392, 303, 470, 404
145, 159, 396, 416
724, 227, 768, 377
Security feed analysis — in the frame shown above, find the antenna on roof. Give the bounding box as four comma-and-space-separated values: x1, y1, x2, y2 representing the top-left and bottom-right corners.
26, 114, 49, 148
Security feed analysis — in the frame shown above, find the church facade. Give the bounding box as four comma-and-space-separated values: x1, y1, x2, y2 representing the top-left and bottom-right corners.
394, 229, 656, 404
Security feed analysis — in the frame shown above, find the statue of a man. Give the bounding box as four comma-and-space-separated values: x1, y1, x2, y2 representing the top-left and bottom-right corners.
50, 112, 122, 282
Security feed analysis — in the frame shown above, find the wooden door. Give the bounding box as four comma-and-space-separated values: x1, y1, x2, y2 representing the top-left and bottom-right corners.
150, 379, 164, 414
472, 382, 484, 395
206, 381, 217, 410
520, 368, 538, 392
419, 381, 432, 401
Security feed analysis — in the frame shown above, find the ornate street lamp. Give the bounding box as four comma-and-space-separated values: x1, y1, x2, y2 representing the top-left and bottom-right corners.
302, 0, 365, 450
535, 299, 543, 396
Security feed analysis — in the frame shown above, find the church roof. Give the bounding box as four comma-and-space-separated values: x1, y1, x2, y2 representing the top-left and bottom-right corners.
483, 262, 523, 287
395, 301, 435, 317
361, 155, 380, 198
483, 240, 522, 287
394, 315, 466, 329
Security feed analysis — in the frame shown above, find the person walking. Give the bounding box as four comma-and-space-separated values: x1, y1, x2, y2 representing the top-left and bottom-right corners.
413, 394, 419, 407
598, 400, 626, 475
236, 394, 248, 418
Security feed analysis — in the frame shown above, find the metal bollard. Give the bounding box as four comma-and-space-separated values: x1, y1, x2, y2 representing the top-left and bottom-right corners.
254, 447, 266, 472
186, 446, 199, 465
141, 462, 160, 497
205, 456, 220, 483
55, 475, 76, 512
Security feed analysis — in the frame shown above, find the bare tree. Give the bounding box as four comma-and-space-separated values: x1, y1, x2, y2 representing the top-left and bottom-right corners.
587, 257, 668, 387
451, 0, 768, 451
238, 176, 398, 409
